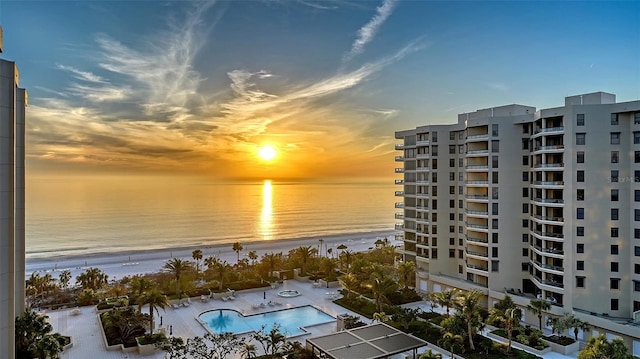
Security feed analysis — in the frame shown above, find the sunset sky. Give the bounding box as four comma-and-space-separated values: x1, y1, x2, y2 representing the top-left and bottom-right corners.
2, 1, 639, 180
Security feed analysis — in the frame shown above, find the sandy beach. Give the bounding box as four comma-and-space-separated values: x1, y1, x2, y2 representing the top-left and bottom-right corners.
26, 230, 398, 280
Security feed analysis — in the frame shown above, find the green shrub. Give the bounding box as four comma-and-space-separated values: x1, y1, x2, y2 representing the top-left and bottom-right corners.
543, 335, 575, 346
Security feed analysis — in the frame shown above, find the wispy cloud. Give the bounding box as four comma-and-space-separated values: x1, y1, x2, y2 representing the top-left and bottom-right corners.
343, 0, 397, 63
56, 64, 107, 83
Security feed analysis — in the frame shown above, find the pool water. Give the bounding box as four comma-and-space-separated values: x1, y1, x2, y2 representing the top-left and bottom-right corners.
198, 305, 335, 336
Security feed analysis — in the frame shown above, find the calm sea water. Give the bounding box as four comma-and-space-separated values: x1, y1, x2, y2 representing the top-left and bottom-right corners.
26, 176, 396, 258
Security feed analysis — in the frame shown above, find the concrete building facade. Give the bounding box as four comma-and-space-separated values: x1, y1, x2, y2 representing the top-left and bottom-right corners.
0, 26, 26, 359
395, 92, 640, 354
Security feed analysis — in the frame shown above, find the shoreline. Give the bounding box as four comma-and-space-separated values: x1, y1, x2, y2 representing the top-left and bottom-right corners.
26, 230, 398, 279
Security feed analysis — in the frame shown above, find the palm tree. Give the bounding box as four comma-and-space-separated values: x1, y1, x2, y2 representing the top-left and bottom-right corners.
339, 272, 359, 300
192, 249, 203, 276
76, 267, 109, 291
58, 270, 71, 292
372, 312, 389, 323
419, 349, 443, 359
248, 250, 258, 265
240, 343, 257, 359
129, 276, 154, 303
367, 274, 398, 312
397, 260, 416, 289
527, 298, 551, 330
163, 258, 193, 297
568, 315, 591, 341
291, 246, 317, 276
232, 242, 243, 263
453, 289, 483, 350
339, 249, 354, 270
137, 289, 170, 335
261, 252, 282, 279
578, 334, 633, 359
430, 289, 458, 315
438, 332, 464, 359
488, 307, 520, 353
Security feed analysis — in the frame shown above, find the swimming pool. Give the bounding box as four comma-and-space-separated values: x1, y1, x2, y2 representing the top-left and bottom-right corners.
198, 305, 335, 336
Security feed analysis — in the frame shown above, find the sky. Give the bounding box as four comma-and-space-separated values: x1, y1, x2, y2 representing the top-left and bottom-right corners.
1, 0, 639, 180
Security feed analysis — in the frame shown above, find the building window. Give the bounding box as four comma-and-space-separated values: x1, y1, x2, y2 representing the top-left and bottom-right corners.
576, 277, 585, 288
577, 243, 584, 253
449, 237, 455, 245
611, 189, 619, 201
577, 227, 584, 236
636, 190, 640, 201
450, 132, 456, 141
522, 248, 528, 256
492, 124, 499, 137
431, 249, 437, 259
635, 112, 640, 124
449, 249, 455, 258
432, 172, 437, 183
492, 219, 498, 229
576, 133, 586, 145
432, 132, 438, 142
577, 189, 584, 201
522, 234, 528, 243
492, 247, 498, 257
636, 246, 640, 256
449, 213, 454, 221
636, 264, 640, 274
458, 250, 463, 259
611, 228, 619, 237
577, 261, 584, 270
492, 188, 498, 199
449, 186, 455, 194
611, 245, 619, 255
635, 283, 640, 293
492, 203, 499, 215
449, 199, 455, 208
459, 158, 464, 167
492, 156, 499, 168
636, 151, 640, 163
491, 260, 499, 272
611, 151, 619, 163
611, 132, 621, 145
611, 209, 619, 220
636, 229, 640, 239
432, 146, 438, 156
611, 278, 620, 290
611, 299, 619, 311
492, 233, 498, 243
523, 188, 529, 197
522, 263, 529, 271
432, 159, 438, 169
522, 203, 529, 213
577, 170, 584, 182
611, 170, 619, 183
523, 125, 529, 134
611, 262, 619, 272
492, 171, 499, 184
522, 156, 529, 166
577, 151, 584, 163
449, 145, 455, 154
522, 172, 529, 181
449, 172, 455, 181
522, 139, 529, 150
611, 113, 619, 125
577, 208, 584, 219
458, 145, 464, 154
491, 140, 499, 153
636, 209, 640, 221
449, 158, 455, 167
522, 219, 528, 228
635, 131, 640, 144
577, 114, 585, 126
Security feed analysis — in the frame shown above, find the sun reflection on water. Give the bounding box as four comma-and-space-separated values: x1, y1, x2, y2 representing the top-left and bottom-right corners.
259, 180, 274, 240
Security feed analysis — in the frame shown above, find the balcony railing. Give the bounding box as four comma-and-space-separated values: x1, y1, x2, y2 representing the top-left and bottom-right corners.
467, 236, 489, 244
395, 202, 404, 208
533, 275, 564, 289
465, 180, 489, 185
533, 181, 564, 186
533, 198, 564, 204
533, 244, 564, 255
466, 223, 489, 230
534, 145, 565, 151
532, 214, 564, 222
532, 229, 564, 239
467, 133, 489, 140
395, 191, 405, 196
466, 149, 489, 155
395, 223, 405, 230
534, 163, 564, 169
395, 168, 405, 173
467, 249, 488, 258
395, 213, 404, 219
535, 126, 564, 134
395, 179, 404, 185
416, 140, 430, 146
466, 165, 489, 170
466, 209, 489, 216
466, 195, 489, 200
395, 156, 405, 161
467, 263, 489, 271
533, 260, 564, 272
395, 144, 405, 150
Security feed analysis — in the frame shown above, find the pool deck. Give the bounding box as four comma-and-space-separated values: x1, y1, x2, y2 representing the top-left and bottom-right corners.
46, 279, 579, 359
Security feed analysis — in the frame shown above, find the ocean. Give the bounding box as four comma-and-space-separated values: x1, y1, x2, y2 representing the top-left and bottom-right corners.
26, 176, 397, 259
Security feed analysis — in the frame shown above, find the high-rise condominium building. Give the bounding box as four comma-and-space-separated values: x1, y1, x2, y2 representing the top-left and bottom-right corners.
395, 92, 640, 352
0, 26, 26, 359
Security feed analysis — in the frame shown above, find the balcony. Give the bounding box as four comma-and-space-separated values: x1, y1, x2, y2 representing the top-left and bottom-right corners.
416, 139, 430, 146
466, 249, 488, 259
394, 202, 404, 208
532, 198, 564, 207
395, 168, 405, 173
532, 244, 564, 256
395, 213, 404, 219
533, 260, 564, 273
466, 223, 489, 230
394, 179, 404, 185
415, 192, 430, 198
416, 179, 430, 184
465, 180, 489, 186
415, 217, 429, 224
416, 153, 430, 159
533, 181, 564, 188
415, 205, 429, 211
532, 229, 564, 240
466, 149, 489, 156
466, 133, 489, 142
532, 145, 565, 153
534, 126, 565, 135
532, 214, 564, 223
466, 165, 489, 171
532, 275, 564, 289
395, 156, 405, 162
467, 263, 489, 272
416, 166, 429, 171
466, 236, 489, 245
395, 144, 405, 150
395, 223, 405, 230
533, 163, 564, 170
466, 195, 489, 201
395, 191, 405, 197
466, 209, 489, 216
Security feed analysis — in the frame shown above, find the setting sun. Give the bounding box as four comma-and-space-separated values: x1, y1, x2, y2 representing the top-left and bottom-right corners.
258, 145, 277, 161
